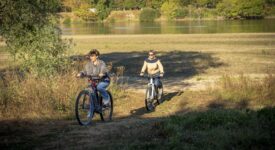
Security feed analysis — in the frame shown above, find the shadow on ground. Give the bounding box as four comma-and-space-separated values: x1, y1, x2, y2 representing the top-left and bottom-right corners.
71, 50, 224, 78
101, 50, 224, 78
71, 50, 225, 91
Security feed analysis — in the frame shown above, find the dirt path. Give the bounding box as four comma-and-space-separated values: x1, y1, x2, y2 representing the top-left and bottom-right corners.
122, 73, 270, 93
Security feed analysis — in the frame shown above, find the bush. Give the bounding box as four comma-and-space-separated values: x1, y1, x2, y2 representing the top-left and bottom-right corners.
161, 1, 180, 19
175, 7, 188, 19
266, 6, 275, 16
74, 9, 97, 21
140, 8, 160, 22
63, 17, 71, 24
217, 0, 265, 19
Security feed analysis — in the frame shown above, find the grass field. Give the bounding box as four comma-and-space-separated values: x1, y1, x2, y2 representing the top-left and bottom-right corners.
0, 33, 275, 149
66, 33, 275, 75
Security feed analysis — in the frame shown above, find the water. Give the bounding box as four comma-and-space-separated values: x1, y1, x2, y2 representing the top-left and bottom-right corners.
60, 19, 275, 35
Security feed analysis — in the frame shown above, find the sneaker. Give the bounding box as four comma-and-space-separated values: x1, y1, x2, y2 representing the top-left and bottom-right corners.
87, 111, 92, 118
102, 97, 110, 107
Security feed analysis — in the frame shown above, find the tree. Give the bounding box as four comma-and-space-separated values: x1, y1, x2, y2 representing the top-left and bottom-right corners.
161, 0, 181, 19
0, 0, 71, 76
61, 0, 91, 11
151, 0, 166, 9
124, 0, 137, 9
265, 0, 275, 5
217, 0, 265, 19
96, 0, 111, 20
239, 0, 265, 18
196, 0, 222, 8
180, 0, 192, 6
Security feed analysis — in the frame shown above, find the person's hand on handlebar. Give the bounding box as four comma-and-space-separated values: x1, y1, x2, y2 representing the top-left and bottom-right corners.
140, 72, 144, 77
99, 73, 104, 78
76, 72, 84, 78
160, 73, 164, 78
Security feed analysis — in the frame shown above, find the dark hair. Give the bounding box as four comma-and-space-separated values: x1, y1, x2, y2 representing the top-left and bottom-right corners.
88, 49, 100, 56
149, 50, 156, 55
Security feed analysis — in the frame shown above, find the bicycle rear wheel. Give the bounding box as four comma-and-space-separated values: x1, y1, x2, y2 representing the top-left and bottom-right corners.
100, 91, 113, 122
145, 86, 155, 111
75, 90, 93, 125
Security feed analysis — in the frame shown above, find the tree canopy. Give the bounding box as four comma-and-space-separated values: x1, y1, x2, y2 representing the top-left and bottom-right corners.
0, 0, 71, 76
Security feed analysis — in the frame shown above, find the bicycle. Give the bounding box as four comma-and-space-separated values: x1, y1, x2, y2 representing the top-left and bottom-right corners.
75, 75, 113, 125
143, 74, 163, 111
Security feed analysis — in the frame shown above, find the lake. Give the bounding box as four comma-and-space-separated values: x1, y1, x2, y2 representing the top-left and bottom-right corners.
60, 19, 275, 35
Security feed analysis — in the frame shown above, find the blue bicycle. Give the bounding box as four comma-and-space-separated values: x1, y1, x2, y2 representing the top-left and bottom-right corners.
75, 75, 113, 125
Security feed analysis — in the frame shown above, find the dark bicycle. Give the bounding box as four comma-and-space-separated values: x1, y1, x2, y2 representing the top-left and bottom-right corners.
143, 74, 163, 111
75, 75, 113, 125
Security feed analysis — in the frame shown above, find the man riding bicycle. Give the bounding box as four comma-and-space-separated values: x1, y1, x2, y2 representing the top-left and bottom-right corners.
140, 50, 164, 89
77, 49, 110, 107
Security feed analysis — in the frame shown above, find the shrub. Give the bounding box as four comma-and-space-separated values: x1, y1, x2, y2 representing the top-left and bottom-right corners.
217, 0, 265, 19
140, 8, 160, 22
175, 7, 189, 19
74, 9, 97, 22
161, 1, 180, 19
63, 17, 71, 24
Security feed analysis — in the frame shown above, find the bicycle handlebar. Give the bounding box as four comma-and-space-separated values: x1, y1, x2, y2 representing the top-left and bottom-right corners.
141, 74, 161, 78
77, 74, 101, 80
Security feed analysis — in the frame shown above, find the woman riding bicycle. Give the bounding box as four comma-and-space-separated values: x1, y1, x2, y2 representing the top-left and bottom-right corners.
77, 49, 110, 107
140, 50, 164, 88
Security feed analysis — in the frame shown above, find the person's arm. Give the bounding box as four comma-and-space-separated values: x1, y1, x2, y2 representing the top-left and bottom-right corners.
157, 60, 164, 76
140, 61, 147, 76
99, 61, 107, 77
77, 63, 88, 77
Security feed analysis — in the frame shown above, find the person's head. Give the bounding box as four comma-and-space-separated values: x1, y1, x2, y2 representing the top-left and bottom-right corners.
87, 49, 100, 62
148, 50, 156, 59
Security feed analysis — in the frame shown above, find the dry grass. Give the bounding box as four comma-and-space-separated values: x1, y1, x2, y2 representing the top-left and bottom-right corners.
211, 74, 275, 107
0, 72, 85, 119
65, 33, 275, 54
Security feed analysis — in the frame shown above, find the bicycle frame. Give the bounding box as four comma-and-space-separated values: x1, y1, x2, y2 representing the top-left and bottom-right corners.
87, 79, 101, 113
147, 77, 155, 100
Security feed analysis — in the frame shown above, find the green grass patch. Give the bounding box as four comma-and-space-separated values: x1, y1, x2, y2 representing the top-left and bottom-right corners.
154, 108, 275, 149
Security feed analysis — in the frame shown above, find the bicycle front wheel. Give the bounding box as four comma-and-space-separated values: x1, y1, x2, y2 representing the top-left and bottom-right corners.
100, 91, 113, 122
75, 90, 93, 125
145, 86, 155, 111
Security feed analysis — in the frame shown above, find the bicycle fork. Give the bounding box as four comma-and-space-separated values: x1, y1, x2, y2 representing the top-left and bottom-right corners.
148, 78, 155, 100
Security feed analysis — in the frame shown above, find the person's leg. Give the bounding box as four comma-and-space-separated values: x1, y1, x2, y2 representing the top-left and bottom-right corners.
154, 77, 161, 88
97, 81, 110, 105
154, 77, 163, 100
159, 77, 163, 88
